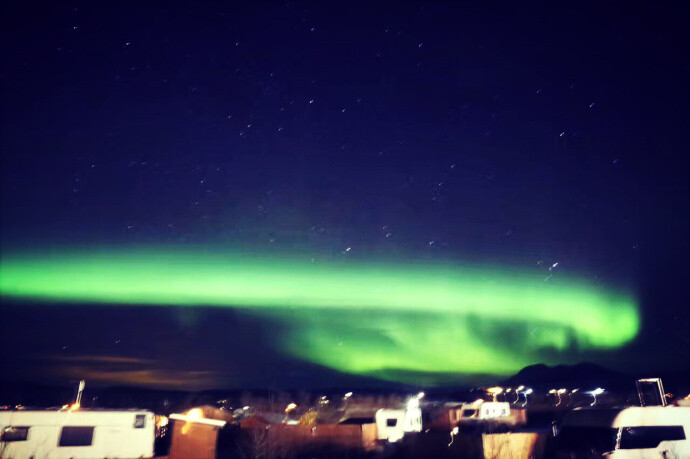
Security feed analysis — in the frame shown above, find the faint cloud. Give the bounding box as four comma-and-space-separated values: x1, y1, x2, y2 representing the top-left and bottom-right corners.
27, 354, 220, 389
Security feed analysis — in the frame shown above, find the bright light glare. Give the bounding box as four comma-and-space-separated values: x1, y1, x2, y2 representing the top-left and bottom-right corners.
187, 408, 203, 420
407, 398, 420, 409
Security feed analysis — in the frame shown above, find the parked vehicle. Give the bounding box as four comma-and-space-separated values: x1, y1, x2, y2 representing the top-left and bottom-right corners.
556, 406, 690, 458
0, 409, 155, 458
458, 401, 511, 422
375, 405, 422, 443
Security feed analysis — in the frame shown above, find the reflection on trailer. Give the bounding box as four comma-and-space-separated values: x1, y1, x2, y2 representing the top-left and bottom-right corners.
556, 406, 690, 458
0, 409, 155, 459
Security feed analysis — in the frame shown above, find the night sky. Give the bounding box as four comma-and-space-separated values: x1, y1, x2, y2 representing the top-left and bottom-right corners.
1, 1, 688, 390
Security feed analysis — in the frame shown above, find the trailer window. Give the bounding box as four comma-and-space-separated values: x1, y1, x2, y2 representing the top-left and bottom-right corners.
1, 426, 29, 441
134, 414, 146, 428
620, 426, 685, 450
59, 426, 94, 446
557, 426, 618, 453
462, 409, 477, 418
386, 418, 398, 427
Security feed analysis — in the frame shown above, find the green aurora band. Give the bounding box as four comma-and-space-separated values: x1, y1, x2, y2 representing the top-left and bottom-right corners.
0, 248, 639, 383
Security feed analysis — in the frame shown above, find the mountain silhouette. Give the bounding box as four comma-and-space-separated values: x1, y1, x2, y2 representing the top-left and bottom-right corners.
503, 363, 630, 390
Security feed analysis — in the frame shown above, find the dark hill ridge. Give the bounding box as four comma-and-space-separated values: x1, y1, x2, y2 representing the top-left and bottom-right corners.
502, 363, 630, 390
503, 363, 690, 400
2, 363, 687, 409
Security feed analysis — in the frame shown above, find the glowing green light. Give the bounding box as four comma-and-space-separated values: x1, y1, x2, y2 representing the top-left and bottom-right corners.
0, 247, 639, 383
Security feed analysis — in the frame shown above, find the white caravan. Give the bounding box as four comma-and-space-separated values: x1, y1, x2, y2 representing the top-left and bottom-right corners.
459, 401, 510, 421
0, 409, 155, 459
556, 406, 690, 458
375, 406, 422, 443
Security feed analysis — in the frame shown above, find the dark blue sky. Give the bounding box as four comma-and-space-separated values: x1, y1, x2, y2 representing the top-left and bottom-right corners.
1, 1, 688, 389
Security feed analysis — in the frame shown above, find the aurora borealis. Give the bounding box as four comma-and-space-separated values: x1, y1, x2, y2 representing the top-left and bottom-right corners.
0, 247, 639, 382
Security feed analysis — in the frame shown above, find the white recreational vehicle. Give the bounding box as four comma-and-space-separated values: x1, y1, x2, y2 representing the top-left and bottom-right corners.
0, 409, 155, 458
375, 405, 422, 443
458, 401, 511, 422
556, 406, 690, 458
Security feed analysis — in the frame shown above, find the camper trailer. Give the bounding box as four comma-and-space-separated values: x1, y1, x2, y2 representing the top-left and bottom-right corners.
0, 409, 155, 459
453, 401, 517, 427
460, 401, 510, 421
556, 406, 690, 458
375, 405, 422, 443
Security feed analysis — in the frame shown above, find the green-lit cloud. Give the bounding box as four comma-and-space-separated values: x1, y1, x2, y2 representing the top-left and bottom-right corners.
0, 247, 639, 384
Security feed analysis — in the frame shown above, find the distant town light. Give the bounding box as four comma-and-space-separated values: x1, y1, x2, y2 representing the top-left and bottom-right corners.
512, 385, 525, 403
487, 386, 503, 402
550, 389, 567, 406
344, 392, 353, 399
285, 403, 297, 413
587, 388, 605, 406
521, 388, 533, 407
448, 426, 460, 447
